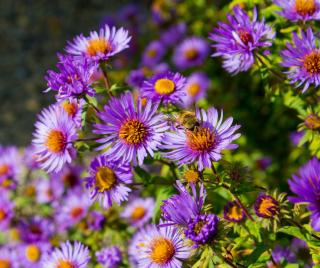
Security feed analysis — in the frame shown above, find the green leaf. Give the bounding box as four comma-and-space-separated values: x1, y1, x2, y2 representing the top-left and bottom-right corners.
192, 247, 214, 268
152, 186, 174, 223
278, 226, 307, 241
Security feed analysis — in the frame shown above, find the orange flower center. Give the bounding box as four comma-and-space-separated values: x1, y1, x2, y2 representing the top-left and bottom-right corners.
0, 209, 6, 221
184, 48, 199, 60
257, 197, 278, 218
95, 166, 116, 192
25, 185, 36, 197
131, 206, 146, 221
25, 245, 41, 262
0, 164, 9, 176
238, 29, 253, 45
187, 83, 201, 97
46, 130, 66, 153
296, 0, 316, 16
62, 102, 77, 118
194, 220, 207, 234
305, 114, 320, 129
150, 238, 175, 264
86, 38, 112, 56
184, 169, 200, 183
304, 50, 320, 74
56, 260, 75, 268
226, 204, 244, 221
154, 79, 175, 95
0, 259, 10, 268
147, 49, 157, 59
186, 127, 215, 152
70, 207, 84, 219
119, 119, 148, 144
1, 179, 12, 188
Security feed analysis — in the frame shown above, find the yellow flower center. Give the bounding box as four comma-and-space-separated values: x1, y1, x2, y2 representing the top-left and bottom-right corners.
187, 83, 201, 97
70, 207, 84, 219
303, 50, 320, 74
1, 179, 12, 188
0, 259, 10, 268
184, 48, 198, 60
258, 197, 278, 218
0, 209, 6, 221
226, 204, 244, 221
184, 169, 200, 184
305, 114, 320, 129
0, 164, 9, 176
147, 49, 157, 59
186, 127, 215, 152
62, 102, 77, 118
25, 245, 41, 262
95, 166, 116, 192
56, 260, 75, 268
238, 29, 253, 45
46, 130, 66, 153
86, 38, 112, 56
150, 238, 175, 264
154, 79, 175, 95
25, 185, 36, 197
119, 119, 148, 145
131, 206, 146, 221
296, 0, 316, 16
194, 220, 206, 234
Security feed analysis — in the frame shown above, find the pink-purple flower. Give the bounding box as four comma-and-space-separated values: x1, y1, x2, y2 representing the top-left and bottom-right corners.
281, 28, 320, 93
209, 6, 275, 74
85, 155, 132, 209
0, 193, 14, 231
96, 246, 122, 268
66, 24, 131, 62
140, 72, 186, 105
288, 158, 320, 231
274, 0, 320, 22
162, 108, 241, 170
142, 40, 166, 67
94, 92, 169, 165
32, 104, 78, 173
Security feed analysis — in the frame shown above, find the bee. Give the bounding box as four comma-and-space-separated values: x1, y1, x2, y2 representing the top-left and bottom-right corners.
167, 111, 200, 131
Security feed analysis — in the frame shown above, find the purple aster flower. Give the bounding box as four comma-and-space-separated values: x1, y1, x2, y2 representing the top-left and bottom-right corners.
173, 37, 209, 69
121, 197, 155, 228
184, 214, 219, 244
133, 224, 191, 268
85, 155, 132, 209
223, 201, 246, 222
254, 194, 279, 219
66, 24, 131, 62
274, 0, 320, 22
35, 177, 64, 204
127, 69, 146, 88
281, 28, 320, 93
0, 246, 19, 268
0, 146, 21, 189
96, 246, 122, 268
42, 241, 90, 268
19, 217, 54, 243
182, 72, 210, 107
288, 158, 320, 231
45, 54, 98, 100
160, 23, 186, 47
162, 108, 241, 170
161, 181, 206, 226
209, 6, 275, 74
87, 210, 105, 231
55, 190, 90, 230
153, 62, 170, 74
142, 40, 166, 67
0, 193, 14, 230
271, 244, 295, 264
141, 72, 186, 105
93, 91, 169, 165
32, 104, 78, 173
51, 164, 83, 189
57, 98, 84, 128
19, 242, 51, 268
